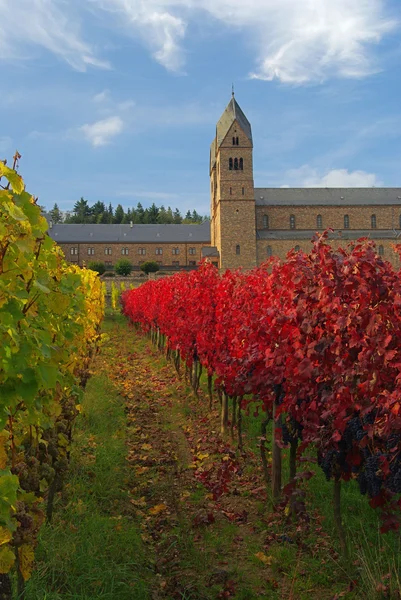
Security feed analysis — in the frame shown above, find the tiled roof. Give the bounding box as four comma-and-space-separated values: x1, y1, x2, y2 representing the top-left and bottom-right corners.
255, 188, 401, 206
48, 221, 211, 244
216, 97, 252, 148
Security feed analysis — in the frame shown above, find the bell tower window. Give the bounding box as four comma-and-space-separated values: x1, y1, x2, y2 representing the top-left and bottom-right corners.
234, 158, 239, 170
236, 244, 240, 255
239, 158, 243, 170
229, 158, 233, 170
232, 136, 239, 145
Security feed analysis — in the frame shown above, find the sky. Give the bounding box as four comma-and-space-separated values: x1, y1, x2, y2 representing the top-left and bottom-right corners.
1, 0, 401, 217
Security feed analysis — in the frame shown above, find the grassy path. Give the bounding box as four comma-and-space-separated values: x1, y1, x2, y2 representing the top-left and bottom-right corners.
25, 312, 400, 600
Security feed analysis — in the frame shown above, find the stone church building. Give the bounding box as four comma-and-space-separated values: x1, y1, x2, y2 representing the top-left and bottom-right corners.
50, 94, 401, 270
209, 94, 401, 270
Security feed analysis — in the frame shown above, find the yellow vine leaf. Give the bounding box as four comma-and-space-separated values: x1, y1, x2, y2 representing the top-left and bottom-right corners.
149, 504, 167, 515
0, 527, 12, 546
18, 544, 35, 581
255, 552, 273, 565
0, 432, 9, 470
0, 546, 15, 574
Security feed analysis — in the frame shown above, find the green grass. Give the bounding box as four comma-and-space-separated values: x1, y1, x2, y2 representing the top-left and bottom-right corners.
25, 371, 151, 600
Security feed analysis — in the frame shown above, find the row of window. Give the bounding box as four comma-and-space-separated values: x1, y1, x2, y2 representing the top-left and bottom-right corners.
71, 247, 198, 256
264, 245, 386, 257
232, 136, 239, 146
262, 214, 382, 230
104, 260, 197, 267
228, 158, 244, 171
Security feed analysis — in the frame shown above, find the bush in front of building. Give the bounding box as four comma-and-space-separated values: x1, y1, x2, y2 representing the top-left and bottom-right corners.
115, 259, 133, 276
140, 261, 160, 275
88, 261, 106, 275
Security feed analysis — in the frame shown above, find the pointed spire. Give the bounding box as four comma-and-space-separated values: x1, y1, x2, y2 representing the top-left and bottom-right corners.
215, 94, 252, 148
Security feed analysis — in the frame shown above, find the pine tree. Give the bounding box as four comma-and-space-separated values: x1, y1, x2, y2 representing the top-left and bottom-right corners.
50, 203, 63, 224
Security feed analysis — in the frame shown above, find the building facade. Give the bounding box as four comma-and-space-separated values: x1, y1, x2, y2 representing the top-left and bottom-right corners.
210, 95, 401, 269
49, 94, 401, 271
49, 222, 212, 269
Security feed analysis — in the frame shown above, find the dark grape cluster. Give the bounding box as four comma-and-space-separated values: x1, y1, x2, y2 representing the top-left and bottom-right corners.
281, 417, 303, 445
357, 454, 383, 497
318, 449, 342, 481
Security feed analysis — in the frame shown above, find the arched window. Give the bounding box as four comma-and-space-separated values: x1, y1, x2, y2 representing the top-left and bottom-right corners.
344, 214, 350, 229
290, 215, 296, 230
379, 245, 385, 256
317, 214, 323, 229
263, 215, 269, 228
229, 158, 233, 170
236, 244, 240, 255
294, 245, 300, 252
239, 158, 243, 170
234, 158, 239, 170
267, 245, 272, 257
371, 214, 377, 229
236, 137, 239, 145
232, 137, 236, 145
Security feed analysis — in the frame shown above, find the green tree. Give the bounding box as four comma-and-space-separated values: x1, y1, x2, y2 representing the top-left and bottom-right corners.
173, 208, 182, 224
145, 203, 159, 224
136, 202, 145, 223
114, 204, 125, 224
73, 197, 91, 222
140, 261, 160, 275
115, 259, 132, 276
91, 201, 106, 223
88, 261, 106, 275
50, 203, 62, 224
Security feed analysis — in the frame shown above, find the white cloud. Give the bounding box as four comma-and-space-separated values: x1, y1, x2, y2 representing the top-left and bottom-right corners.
285, 165, 383, 187
0, 0, 396, 82
80, 116, 124, 146
0, 0, 109, 71
93, 90, 109, 103
90, 0, 187, 72
92, 0, 397, 81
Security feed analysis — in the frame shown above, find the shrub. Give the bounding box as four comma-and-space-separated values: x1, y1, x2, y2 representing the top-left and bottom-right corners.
115, 259, 133, 276
88, 261, 106, 275
103, 272, 115, 277
140, 261, 160, 275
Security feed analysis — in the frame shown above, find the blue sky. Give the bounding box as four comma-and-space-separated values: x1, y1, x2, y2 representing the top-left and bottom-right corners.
1, 0, 401, 216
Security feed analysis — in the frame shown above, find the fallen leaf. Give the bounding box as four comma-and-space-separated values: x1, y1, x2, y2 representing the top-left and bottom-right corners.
149, 503, 167, 515
255, 552, 273, 565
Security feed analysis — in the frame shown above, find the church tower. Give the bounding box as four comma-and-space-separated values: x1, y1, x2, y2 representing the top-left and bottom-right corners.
210, 94, 257, 270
